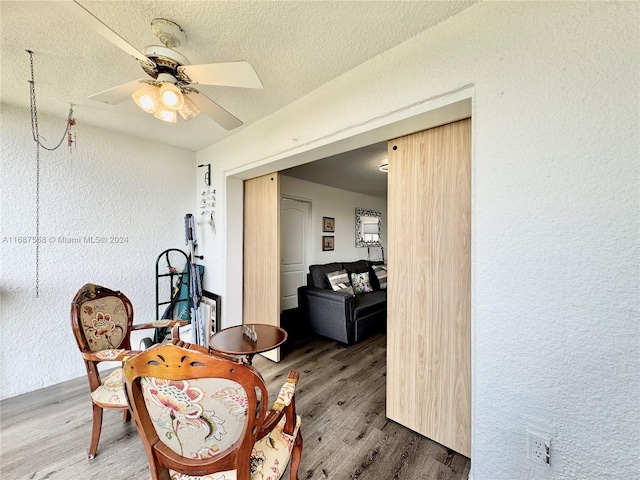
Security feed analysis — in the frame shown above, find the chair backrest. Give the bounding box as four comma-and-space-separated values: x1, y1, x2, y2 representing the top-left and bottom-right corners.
71, 283, 134, 353
123, 340, 269, 480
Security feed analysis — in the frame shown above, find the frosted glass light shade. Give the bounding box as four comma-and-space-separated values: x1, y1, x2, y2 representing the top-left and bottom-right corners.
179, 95, 200, 120
132, 84, 159, 114
154, 105, 177, 123
159, 82, 184, 110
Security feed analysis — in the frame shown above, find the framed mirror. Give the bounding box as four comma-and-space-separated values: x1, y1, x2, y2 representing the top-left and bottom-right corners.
355, 208, 381, 247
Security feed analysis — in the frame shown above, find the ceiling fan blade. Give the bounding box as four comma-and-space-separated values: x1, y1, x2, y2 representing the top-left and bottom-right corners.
59, 1, 154, 69
178, 61, 263, 89
187, 91, 243, 130
89, 80, 146, 104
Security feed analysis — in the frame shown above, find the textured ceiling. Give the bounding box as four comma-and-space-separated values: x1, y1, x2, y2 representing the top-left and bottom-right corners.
1, 1, 475, 197
282, 141, 389, 198
1, 1, 476, 152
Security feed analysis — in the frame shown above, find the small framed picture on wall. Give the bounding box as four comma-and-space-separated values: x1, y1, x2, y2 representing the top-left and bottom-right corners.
322, 236, 335, 251
322, 216, 335, 232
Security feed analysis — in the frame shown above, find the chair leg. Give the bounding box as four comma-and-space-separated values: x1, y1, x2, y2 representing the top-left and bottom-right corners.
123, 408, 131, 422
88, 403, 104, 459
289, 429, 303, 480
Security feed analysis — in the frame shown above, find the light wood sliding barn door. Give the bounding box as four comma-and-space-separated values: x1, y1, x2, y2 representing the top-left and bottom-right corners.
386, 118, 471, 457
244, 172, 281, 361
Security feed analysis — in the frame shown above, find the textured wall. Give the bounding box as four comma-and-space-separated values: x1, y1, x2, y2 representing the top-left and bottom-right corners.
196, 2, 639, 479
0, 104, 195, 399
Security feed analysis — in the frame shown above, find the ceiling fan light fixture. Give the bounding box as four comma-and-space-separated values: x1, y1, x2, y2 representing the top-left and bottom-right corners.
179, 94, 200, 120
159, 81, 184, 110
131, 84, 159, 114
154, 105, 177, 123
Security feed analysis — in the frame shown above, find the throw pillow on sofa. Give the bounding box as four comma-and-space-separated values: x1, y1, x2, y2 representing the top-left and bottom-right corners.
326, 270, 355, 296
350, 272, 373, 294
372, 265, 387, 290
371, 265, 387, 290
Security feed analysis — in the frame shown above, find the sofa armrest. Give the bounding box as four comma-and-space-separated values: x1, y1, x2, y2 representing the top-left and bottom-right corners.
298, 286, 355, 344
303, 286, 353, 302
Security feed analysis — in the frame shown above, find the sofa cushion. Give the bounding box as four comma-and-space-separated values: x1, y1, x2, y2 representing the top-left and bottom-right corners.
326, 270, 355, 296
353, 291, 387, 319
343, 260, 370, 276
350, 272, 374, 294
309, 263, 344, 289
367, 261, 384, 290
372, 265, 388, 290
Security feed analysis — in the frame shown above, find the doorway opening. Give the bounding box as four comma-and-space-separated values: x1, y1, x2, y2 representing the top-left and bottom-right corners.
226, 96, 471, 332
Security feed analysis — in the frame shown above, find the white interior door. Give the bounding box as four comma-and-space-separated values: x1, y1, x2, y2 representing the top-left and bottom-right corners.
280, 197, 310, 311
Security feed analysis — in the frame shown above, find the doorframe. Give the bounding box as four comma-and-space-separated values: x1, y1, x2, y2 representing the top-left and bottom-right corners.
225, 92, 472, 333
280, 195, 313, 312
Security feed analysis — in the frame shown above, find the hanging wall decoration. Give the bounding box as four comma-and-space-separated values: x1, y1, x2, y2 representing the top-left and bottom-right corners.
26, 50, 77, 297
199, 187, 216, 228
322, 236, 335, 251
322, 216, 335, 232
198, 163, 215, 228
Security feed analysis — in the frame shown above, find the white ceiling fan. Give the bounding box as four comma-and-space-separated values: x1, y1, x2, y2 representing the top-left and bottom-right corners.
61, 1, 263, 129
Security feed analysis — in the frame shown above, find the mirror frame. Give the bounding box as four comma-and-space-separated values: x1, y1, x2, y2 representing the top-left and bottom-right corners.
355, 207, 382, 247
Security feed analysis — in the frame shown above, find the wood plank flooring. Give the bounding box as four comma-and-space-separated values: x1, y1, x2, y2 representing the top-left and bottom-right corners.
0, 333, 470, 480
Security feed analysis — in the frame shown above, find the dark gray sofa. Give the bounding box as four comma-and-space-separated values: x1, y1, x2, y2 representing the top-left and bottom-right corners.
297, 260, 386, 344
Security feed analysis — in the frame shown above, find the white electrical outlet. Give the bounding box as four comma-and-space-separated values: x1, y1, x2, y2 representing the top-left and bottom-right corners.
527, 431, 551, 468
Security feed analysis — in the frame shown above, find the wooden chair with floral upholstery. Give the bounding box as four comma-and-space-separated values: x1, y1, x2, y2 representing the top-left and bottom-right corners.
122, 339, 303, 480
71, 283, 185, 459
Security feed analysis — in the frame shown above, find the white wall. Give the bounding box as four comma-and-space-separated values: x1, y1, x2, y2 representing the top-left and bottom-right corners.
0, 104, 195, 399
280, 175, 386, 265
192, 158, 236, 328
196, 2, 639, 479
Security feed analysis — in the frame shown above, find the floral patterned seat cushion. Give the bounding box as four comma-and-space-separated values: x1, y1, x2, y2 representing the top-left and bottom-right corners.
90, 368, 128, 408
142, 377, 249, 458
79, 296, 128, 351
272, 379, 296, 411
169, 414, 302, 480
141, 375, 300, 480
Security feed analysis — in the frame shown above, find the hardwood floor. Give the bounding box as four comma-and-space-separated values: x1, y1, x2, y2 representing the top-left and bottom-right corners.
0, 333, 470, 480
